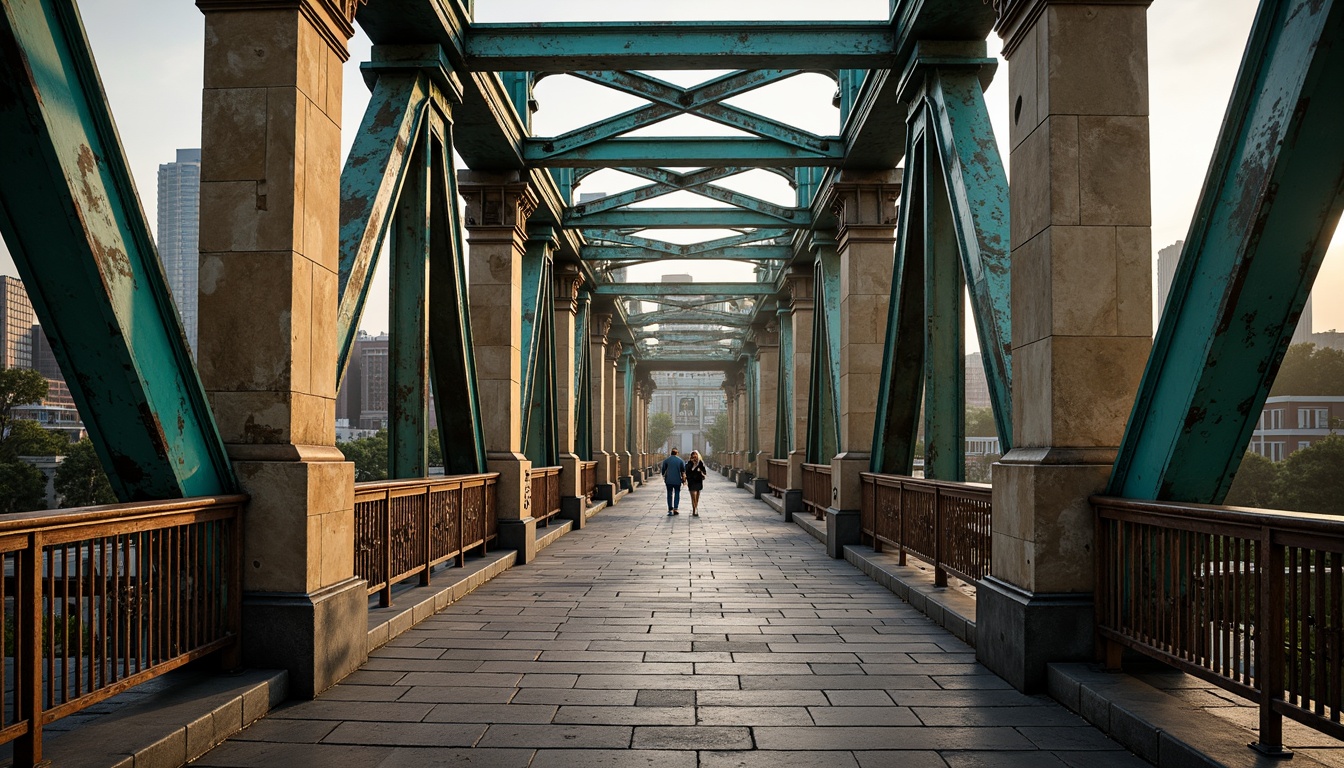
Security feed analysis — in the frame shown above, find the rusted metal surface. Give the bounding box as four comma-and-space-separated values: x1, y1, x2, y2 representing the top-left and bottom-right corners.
801, 463, 831, 520
766, 459, 788, 497
0, 495, 245, 766
1093, 495, 1344, 750
354, 474, 499, 608
530, 466, 563, 525
860, 473, 991, 586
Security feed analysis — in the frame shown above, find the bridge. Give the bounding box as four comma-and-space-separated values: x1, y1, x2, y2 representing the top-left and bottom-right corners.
0, 0, 1340, 765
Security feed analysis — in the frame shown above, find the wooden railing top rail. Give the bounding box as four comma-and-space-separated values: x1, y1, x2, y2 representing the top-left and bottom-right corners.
0, 494, 249, 534
532, 465, 562, 475
767, 458, 788, 466
355, 473, 499, 495
580, 460, 598, 468
1092, 495, 1344, 538
861, 472, 991, 494
802, 463, 832, 472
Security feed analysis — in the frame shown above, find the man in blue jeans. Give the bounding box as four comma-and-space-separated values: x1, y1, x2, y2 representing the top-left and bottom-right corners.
660, 448, 687, 516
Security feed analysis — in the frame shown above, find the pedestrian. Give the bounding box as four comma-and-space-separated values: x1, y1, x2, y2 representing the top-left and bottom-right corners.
660, 448, 687, 516
685, 450, 708, 516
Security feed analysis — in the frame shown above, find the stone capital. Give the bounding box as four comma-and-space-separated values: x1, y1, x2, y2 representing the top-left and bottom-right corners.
590, 313, 613, 344
196, 0, 357, 60
994, 0, 1153, 57
458, 170, 538, 239
825, 169, 902, 233
782, 270, 814, 309
554, 266, 583, 314
606, 340, 624, 364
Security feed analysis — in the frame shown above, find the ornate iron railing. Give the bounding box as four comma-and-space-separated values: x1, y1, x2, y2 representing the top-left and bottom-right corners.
859, 473, 992, 587
801, 463, 831, 519
766, 459, 788, 497
1093, 497, 1344, 751
0, 495, 245, 766
530, 466, 562, 525
354, 474, 499, 608
580, 461, 597, 504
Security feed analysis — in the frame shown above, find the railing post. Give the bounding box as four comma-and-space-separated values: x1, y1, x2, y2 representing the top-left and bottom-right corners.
1254, 526, 1287, 756
934, 487, 947, 588
381, 490, 393, 608
420, 487, 432, 588
16, 534, 43, 767
897, 482, 907, 567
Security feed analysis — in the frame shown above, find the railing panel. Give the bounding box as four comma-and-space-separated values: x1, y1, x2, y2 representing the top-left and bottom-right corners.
767, 459, 788, 497
801, 463, 831, 520
860, 473, 991, 586
581, 461, 598, 504
1094, 496, 1344, 749
0, 496, 244, 765
354, 474, 500, 608
530, 467, 563, 524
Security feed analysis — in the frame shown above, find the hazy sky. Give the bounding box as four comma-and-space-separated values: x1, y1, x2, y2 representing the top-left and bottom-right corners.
1, 0, 1339, 338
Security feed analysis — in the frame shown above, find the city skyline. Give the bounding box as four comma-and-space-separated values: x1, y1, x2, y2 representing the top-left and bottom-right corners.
0, 0, 1339, 343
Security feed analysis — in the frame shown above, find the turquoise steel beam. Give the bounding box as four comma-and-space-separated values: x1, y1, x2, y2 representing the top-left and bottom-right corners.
923, 55, 1012, 447
524, 137, 845, 168
583, 228, 790, 254
622, 349, 636, 462
582, 246, 793, 262
775, 307, 794, 458
426, 115, 487, 474
806, 244, 841, 464
593, 283, 777, 297
638, 333, 744, 345
572, 167, 748, 215
634, 296, 757, 312
567, 209, 809, 230
921, 122, 965, 482
566, 70, 834, 153
1111, 0, 1344, 503
871, 126, 926, 475
746, 354, 760, 461
388, 124, 432, 479
542, 70, 805, 155
520, 228, 558, 466
627, 309, 754, 326
465, 21, 896, 71
0, 0, 232, 500
575, 292, 593, 460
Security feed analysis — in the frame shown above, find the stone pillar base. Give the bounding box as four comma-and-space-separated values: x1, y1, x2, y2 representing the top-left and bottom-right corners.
596, 482, 617, 503
736, 472, 747, 489
242, 577, 368, 698
826, 507, 861, 559
976, 577, 1094, 693
498, 516, 538, 565
752, 477, 769, 499
557, 454, 583, 498
787, 451, 805, 490
831, 452, 868, 512
619, 476, 633, 491
782, 489, 802, 522
559, 496, 586, 529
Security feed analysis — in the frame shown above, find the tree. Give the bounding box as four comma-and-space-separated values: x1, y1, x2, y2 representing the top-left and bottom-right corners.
1274, 435, 1344, 515
1223, 451, 1280, 509
965, 407, 997, 437
647, 412, 674, 454
703, 414, 728, 459
1270, 343, 1344, 397
340, 430, 389, 482
0, 368, 48, 443
53, 438, 116, 508
0, 459, 47, 513
428, 428, 443, 468
4, 420, 70, 458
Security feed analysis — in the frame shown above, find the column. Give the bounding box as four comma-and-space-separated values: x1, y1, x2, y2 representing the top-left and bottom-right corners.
604, 340, 622, 496
754, 326, 780, 498
979, 0, 1154, 692
588, 313, 616, 501
722, 381, 736, 475
459, 171, 538, 563
826, 170, 900, 554
735, 374, 748, 485
196, 0, 364, 696
616, 350, 634, 491
784, 269, 814, 490
553, 264, 587, 524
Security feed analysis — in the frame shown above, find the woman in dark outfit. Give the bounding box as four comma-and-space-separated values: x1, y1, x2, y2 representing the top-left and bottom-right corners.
685, 450, 708, 516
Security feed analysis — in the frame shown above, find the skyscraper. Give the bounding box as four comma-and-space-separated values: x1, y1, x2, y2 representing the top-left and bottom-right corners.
1155, 240, 1183, 319
0, 275, 35, 369
157, 148, 202, 349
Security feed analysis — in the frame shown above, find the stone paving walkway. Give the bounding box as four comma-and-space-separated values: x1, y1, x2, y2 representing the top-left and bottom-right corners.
193, 474, 1146, 768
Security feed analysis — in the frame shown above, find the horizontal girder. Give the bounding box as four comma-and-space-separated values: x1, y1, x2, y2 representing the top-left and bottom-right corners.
582, 245, 792, 261
565, 208, 809, 229
524, 137, 845, 168
628, 307, 754, 325
594, 282, 777, 297
464, 21, 896, 71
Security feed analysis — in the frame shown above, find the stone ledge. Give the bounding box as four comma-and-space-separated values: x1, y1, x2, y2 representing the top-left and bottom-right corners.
536, 517, 574, 552
843, 545, 978, 649
1048, 663, 1341, 768
584, 499, 609, 519
31, 667, 286, 768
366, 549, 518, 654
760, 493, 786, 515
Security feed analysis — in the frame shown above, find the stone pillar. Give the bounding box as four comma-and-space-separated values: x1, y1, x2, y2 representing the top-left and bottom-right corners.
604, 341, 622, 492
979, 0, 1154, 692
754, 326, 780, 478
588, 314, 616, 501
553, 265, 586, 524
825, 172, 899, 545
784, 270, 814, 490
615, 350, 633, 491
459, 171, 538, 563
735, 376, 748, 484
196, 0, 364, 697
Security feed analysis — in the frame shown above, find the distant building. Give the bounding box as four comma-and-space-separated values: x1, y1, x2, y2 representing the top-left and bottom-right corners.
649, 371, 727, 452
157, 148, 202, 349
1248, 395, 1344, 462
1155, 240, 1183, 319
1290, 293, 1314, 347
965, 351, 991, 410
0, 275, 35, 369
336, 331, 438, 433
